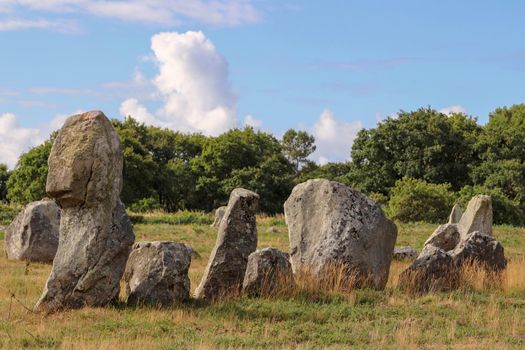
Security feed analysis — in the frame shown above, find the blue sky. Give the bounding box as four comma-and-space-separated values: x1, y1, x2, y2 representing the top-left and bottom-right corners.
1, 0, 524, 168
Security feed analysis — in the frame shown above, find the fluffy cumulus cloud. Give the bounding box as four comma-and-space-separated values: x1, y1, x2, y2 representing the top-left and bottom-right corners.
120, 31, 238, 135
0, 113, 40, 168
0, 0, 259, 31
439, 105, 466, 116
310, 110, 362, 165
0, 112, 82, 169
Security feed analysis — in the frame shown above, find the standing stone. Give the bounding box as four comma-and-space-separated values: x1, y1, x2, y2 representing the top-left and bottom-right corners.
284, 179, 397, 290
424, 224, 460, 252
210, 206, 227, 227
448, 204, 462, 224
393, 246, 418, 261
458, 195, 492, 239
242, 248, 294, 297
124, 241, 191, 306
194, 188, 259, 300
398, 245, 458, 293
5, 199, 60, 263
35, 111, 135, 313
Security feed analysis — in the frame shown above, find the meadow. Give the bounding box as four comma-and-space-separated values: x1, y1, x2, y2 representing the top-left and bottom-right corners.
0, 213, 524, 349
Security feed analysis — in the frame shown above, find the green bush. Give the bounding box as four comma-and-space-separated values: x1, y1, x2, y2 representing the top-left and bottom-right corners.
129, 197, 162, 213
457, 185, 524, 226
387, 178, 455, 223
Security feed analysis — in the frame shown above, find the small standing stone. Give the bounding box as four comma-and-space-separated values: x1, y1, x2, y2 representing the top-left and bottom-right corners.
242, 248, 294, 297
5, 199, 60, 263
448, 204, 462, 224
194, 188, 259, 300
210, 206, 227, 227
124, 241, 191, 306
458, 195, 492, 239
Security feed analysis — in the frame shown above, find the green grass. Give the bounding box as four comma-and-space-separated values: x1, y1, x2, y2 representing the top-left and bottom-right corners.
0, 213, 524, 349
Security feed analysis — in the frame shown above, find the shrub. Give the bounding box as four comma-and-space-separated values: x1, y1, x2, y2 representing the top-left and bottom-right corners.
0, 203, 21, 226
128, 197, 162, 213
457, 185, 524, 226
387, 178, 455, 223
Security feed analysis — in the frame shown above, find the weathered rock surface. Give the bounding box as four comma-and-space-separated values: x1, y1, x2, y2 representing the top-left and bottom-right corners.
5, 199, 60, 263
393, 246, 418, 261
448, 204, 462, 224
35, 111, 135, 313
399, 195, 506, 293
124, 241, 191, 306
458, 195, 492, 239
424, 224, 460, 252
194, 188, 259, 300
242, 248, 294, 297
451, 231, 507, 270
399, 245, 458, 293
284, 179, 397, 290
210, 206, 227, 228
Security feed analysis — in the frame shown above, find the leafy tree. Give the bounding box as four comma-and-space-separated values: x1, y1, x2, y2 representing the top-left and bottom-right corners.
0, 164, 10, 202
350, 108, 482, 194
295, 161, 353, 186
387, 177, 456, 223
7, 137, 54, 204
281, 129, 316, 171
192, 127, 295, 213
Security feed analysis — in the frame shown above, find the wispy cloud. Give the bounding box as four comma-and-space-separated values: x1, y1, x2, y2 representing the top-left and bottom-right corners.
0, 0, 260, 30
0, 18, 78, 32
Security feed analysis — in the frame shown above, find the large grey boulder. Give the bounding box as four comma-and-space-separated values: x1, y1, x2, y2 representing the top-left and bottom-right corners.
124, 241, 191, 306
35, 111, 135, 313
5, 199, 60, 263
424, 224, 460, 252
194, 188, 259, 300
393, 246, 417, 261
210, 206, 227, 228
242, 248, 294, 297
458, 195, 492, 239
451, 231, 506, 271
284, 179, 397, 290
399, 245, 458, 293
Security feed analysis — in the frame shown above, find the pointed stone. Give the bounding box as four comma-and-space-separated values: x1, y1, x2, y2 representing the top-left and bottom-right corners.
458, 195, 492, 239
448, 204, 462, 224
194, 188, 259, 300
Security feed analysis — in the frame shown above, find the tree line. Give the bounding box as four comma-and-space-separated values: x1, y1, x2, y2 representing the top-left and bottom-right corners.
2, 104, 525, 224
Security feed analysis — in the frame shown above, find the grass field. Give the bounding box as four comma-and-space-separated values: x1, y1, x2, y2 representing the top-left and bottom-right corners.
0, 214, 524, 349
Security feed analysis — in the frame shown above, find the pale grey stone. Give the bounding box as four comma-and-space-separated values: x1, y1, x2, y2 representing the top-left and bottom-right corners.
424, 224, 460, 252
451, 231, 506, 271
448, 204, 462, 224
5, 199, 60, 263
242, 247, 293, 297
458, 195, 492, 239
210, 206, 227, 228
284, 179, 397, 290
124, 241, 191, 306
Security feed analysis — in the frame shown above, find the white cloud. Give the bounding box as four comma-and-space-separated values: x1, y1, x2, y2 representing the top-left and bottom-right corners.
119, 98, 160, 126
439, 105, 466, 116
0, 113, 40, 169
1, 0, 259, 28
120, 31, 238, 135
310, 110, 362, 164
0, 18, 78, 32
244, 115, 262, 129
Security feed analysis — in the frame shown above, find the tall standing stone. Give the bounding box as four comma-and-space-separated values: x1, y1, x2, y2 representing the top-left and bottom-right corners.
194, 188, 259, 300
35, 111, 135, 313
5, 199, 60, 263
284, 179, 397, 290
